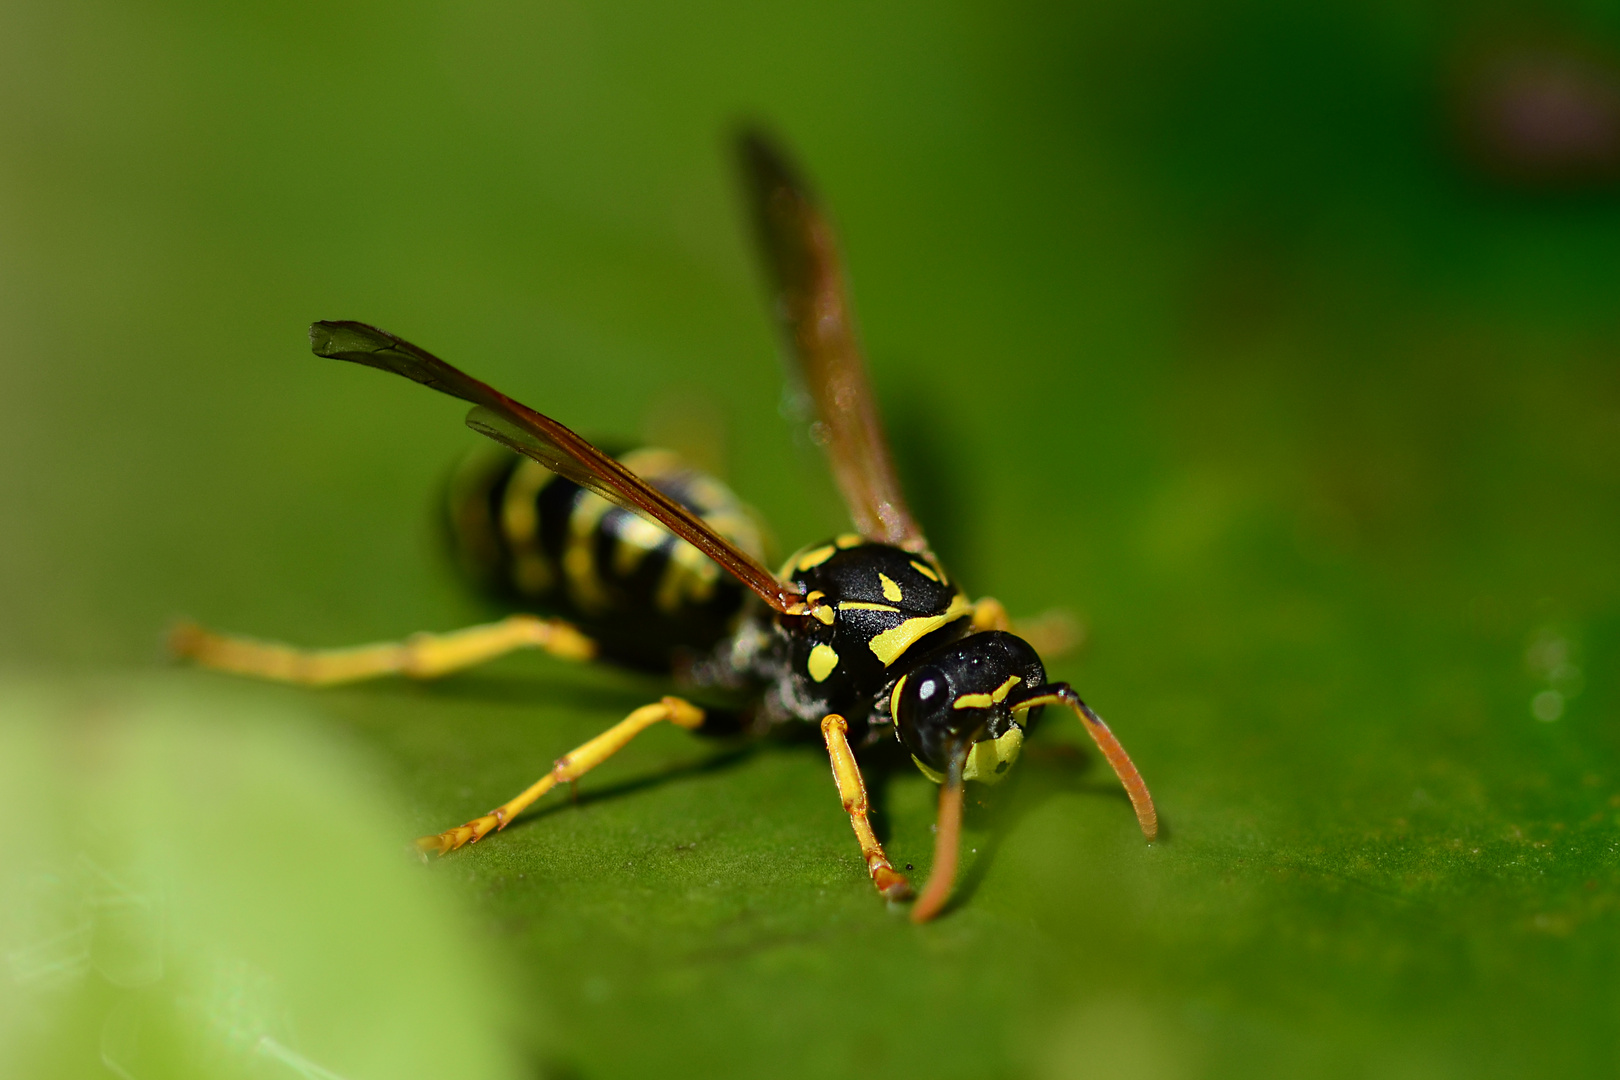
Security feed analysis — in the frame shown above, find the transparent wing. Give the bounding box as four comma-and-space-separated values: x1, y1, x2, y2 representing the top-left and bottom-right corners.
310, 320, 806, 614
737, 130, 928, 552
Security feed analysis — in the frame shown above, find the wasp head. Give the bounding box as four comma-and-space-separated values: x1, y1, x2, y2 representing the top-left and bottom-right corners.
891, 630, 1054, 784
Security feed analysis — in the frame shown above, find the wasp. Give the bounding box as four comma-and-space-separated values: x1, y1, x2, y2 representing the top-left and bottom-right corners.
174, 132, 1157, 921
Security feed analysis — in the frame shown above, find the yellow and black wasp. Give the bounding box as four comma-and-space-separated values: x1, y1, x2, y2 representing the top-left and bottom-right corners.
174, 132, 1157, 921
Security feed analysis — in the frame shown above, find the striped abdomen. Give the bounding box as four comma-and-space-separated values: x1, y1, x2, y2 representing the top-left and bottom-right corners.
445, 445, 768, 670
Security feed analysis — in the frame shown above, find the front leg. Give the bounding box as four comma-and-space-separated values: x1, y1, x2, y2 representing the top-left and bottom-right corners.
821, 714, 913, 902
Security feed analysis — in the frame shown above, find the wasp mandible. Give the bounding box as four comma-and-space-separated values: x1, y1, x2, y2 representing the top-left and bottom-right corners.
174, 132, 1158, 922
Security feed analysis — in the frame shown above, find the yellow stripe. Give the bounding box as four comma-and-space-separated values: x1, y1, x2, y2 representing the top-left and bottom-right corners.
867, 594, 972, 666
991, 675, 1022, 703
889, 674, 909, 722
502, 460, 556, 593
838, 601, 900, 613
795, 544, 837, 572
908, 560, 939, 582
562, 493, 614, 613
911, 754, 946, 784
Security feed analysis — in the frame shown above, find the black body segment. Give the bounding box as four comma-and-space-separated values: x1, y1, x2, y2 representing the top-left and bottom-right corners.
447, 444, 767, 670
770, 538, 971, 729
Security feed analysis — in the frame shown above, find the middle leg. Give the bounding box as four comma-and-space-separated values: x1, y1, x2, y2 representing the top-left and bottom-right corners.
418, 696, 705, 855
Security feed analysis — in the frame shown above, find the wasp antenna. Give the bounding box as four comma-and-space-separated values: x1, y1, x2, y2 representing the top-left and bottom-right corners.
1068, 692, 1158, 841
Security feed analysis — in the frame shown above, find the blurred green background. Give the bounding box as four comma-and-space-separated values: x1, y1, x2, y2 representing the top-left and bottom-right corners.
4, 1, 1619, 1077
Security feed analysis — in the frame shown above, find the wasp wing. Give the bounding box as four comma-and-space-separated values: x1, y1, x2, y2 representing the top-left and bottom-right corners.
310, 320, 805, 614
737, 130, 928, 552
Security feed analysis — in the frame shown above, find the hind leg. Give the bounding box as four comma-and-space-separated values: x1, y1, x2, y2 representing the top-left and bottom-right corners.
171, 614, 597, 686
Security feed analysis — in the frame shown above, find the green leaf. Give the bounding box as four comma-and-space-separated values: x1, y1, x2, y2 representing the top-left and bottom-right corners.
3, 1, 1619, 1077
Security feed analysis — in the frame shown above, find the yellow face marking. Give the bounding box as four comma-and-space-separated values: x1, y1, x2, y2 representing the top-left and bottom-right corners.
867, 594, 973, 666
991, 675, 1022, 703
879, 573, 903, 603
908, 560, 939, 583
910, 726, 1025, 786
835, 533, 864, 549
795, 544, 837, 572
838, 601, 900, 613
808, 644, 839, 683
889, 674, 909, 722
1010, 691, 1065, 720
952, 692, 994, 710
963, 726, 1024, 784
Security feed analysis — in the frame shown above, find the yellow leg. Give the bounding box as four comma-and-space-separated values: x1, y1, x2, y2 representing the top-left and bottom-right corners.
418, 696, 705, 855
170, 614, 597, 686
971, 596, 1010, 632
821, 715, 913, 902
1013, 609, 1084, 658
972, 597, 1084, 659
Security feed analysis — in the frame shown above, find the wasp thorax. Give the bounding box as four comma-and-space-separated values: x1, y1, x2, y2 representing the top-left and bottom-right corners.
892, 631, 1048, 784
776, 538, 972, 720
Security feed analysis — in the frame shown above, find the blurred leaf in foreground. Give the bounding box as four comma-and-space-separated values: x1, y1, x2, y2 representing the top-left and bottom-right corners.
0, 677, 523, 1080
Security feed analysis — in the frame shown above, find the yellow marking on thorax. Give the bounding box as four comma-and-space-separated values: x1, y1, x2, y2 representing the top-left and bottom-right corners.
867, 594, 972, 666
808, 644, 839, 682
795, 544, 837, 572
838, 601, 900, 613
908, 560, 939, 583
879, 573, 903, 602
806, 591, 836, 625
835, 533, 864, 549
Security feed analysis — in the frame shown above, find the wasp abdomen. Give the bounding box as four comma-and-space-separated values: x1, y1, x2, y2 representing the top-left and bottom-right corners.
445, 445, 767, 670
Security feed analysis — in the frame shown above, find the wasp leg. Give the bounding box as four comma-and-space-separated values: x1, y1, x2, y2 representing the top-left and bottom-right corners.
970, 596, 1010, 632
1012, 609, 1084, 659
971, 597, 1084, 660
821, 714, 914, 902
419, 696, 704, 855
170, 614, 598, 686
